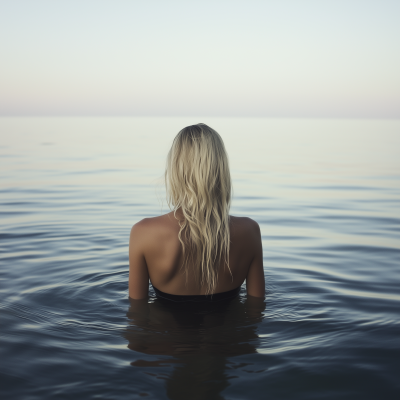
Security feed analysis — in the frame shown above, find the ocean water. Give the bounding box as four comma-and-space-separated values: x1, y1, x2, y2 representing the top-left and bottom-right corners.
1, 117, 399, 400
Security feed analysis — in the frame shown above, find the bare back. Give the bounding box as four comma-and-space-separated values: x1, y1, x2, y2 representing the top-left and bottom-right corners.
129, 212, 265, 299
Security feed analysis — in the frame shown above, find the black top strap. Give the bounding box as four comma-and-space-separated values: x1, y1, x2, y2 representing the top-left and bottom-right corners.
152, 285, 241, 303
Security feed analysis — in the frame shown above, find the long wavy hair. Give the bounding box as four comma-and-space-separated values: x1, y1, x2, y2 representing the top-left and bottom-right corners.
165, 123, 232, 294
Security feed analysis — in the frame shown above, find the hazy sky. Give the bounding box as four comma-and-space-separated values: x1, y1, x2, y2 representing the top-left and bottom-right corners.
1, 0, 399, 118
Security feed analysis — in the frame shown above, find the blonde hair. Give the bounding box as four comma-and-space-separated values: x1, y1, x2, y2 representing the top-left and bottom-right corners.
165, 123, 232, 294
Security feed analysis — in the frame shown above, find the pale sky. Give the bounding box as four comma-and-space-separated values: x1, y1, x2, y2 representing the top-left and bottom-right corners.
0, 0, 399, 118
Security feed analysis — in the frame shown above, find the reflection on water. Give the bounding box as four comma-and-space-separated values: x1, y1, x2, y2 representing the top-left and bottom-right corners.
124, 293, 265, 399
1, 117, 400, 399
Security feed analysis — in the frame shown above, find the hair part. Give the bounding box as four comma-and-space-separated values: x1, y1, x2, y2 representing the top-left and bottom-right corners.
165, 123, 232, 294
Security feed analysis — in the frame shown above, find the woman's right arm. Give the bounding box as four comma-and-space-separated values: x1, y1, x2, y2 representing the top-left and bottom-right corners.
246, 221, 265, 298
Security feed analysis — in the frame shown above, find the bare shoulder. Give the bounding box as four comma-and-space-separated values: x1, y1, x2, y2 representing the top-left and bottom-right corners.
130, 212, 179, 241
230, 215, 260, 236
129, 212, 180, 266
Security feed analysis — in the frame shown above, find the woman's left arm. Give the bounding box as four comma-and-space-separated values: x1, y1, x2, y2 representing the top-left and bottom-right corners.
128, 221, 150, 299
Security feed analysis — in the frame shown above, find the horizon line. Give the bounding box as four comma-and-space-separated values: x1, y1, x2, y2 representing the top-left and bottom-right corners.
1, 115, 399, 121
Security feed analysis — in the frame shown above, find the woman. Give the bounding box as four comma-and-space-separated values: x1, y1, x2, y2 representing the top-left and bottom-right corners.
129, 123, 265, 300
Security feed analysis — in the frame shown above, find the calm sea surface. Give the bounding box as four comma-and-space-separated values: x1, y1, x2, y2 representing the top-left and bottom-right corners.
1, 117, 400, 399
